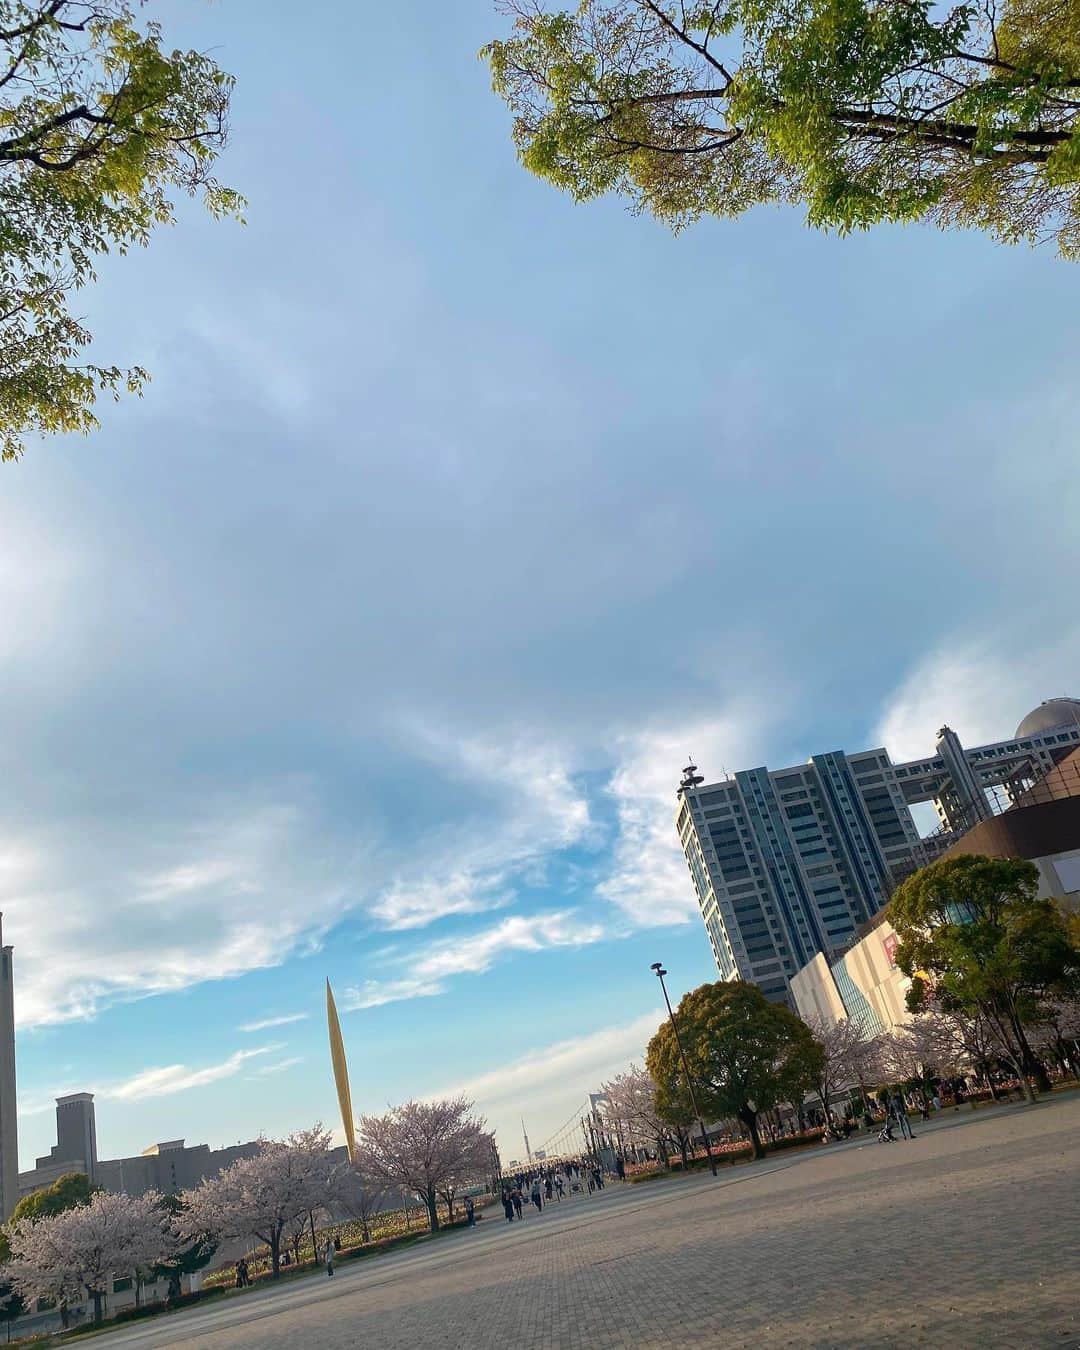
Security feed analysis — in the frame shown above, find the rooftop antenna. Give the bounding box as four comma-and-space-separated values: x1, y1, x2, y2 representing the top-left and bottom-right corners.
678, 760, 704, 796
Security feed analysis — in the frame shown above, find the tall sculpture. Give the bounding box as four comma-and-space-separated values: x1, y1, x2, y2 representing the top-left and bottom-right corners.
326, 979, 357, 1162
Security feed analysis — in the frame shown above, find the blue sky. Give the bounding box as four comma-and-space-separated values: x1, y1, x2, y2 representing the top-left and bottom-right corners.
3, 0, 1079, 1170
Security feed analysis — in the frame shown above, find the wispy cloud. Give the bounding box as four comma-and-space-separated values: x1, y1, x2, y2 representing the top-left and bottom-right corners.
596, 708, 770, 926
440, 1010, 664, 1156
249, 1055, 305, 1078
371, 871, 513, 931
344, 910, 605, 1011
238, 1012, 309, 1033
443, 1010, 663, 1111
102, 1046, 280, 1102
875, 634, 1080, 762
367, 728, 592, 933
1, 799, 353, 1030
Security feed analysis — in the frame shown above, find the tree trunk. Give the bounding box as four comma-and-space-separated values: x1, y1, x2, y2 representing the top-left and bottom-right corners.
425, 1189, 440, 1233
270, 1230, 281, 1278
168, 1270, 182, 1303
1010, 1015, 1052, 1094
738, 1107, 764, 1160
91, 1290, 104, 1325
309, 1211, 319, 1268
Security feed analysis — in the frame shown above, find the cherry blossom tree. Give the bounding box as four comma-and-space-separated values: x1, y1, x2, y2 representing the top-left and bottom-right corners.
7, 1189, 180, 1325
357, 1098, 490, 1232
801, 1017, 879, 1123
330, 1165, 394, 1244
1031, 993, 1080, 1079
599, 1065, 689, 1165
180, 1126, 337, 1279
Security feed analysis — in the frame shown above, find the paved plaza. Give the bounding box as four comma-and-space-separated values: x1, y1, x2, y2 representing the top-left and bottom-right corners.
98, 1094, 1079, 1349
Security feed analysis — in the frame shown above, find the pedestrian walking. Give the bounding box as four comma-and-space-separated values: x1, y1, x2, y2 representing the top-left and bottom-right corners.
502, 1191, 515, 1222
325, 1237, 336, 1278
615, 1156, 626, 1181
512, 1189, 524, 1219
530, 1182, 543, 1213
891, 1093, 916, 1139
465, 1195, 476, 1227
545, 1176, 553, 1200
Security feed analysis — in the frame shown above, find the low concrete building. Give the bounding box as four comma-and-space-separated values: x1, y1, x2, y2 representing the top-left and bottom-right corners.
19, 1094, 262, 1200
93, 1137, 263, 1198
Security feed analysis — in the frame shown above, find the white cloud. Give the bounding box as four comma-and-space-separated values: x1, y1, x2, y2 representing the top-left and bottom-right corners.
596, 707, 770, 926
238, 1013, 309, 1033
102, 1046, 279, 1102
875, 635, 1080, 762
344, 910, 605, 1011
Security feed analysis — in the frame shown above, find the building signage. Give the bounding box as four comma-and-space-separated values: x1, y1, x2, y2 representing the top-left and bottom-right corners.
882, 932, 899, 969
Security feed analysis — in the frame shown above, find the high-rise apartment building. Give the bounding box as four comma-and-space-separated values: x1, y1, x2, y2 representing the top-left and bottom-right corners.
0, 914, 18, 1220
675, 697, 1080, 1003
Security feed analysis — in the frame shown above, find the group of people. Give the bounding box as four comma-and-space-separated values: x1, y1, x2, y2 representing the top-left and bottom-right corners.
500, 1159, 613, 1223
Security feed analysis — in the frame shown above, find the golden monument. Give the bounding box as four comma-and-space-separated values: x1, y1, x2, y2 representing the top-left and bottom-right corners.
326, 978, 357, 1161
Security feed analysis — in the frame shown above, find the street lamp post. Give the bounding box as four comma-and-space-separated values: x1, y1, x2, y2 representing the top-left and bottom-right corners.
651, 962, 717, 1177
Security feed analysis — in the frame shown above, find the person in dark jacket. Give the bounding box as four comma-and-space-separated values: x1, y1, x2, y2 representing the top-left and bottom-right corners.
502, 1191, 515, 1222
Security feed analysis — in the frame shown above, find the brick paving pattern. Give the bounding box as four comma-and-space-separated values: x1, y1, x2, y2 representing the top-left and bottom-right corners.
100, 1094, 1080, 1349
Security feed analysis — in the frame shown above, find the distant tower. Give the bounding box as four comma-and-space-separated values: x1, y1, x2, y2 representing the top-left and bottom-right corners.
54, 1094, 97, 1178
0, 913, 18, 1220
522, 1119, 533, 1164
326, 980, 357, 1162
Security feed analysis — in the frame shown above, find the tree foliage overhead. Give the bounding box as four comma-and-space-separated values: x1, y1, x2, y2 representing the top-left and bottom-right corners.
646, 980, 821, 1158
0, 1, 241, 461
483, 0, 1080, 253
